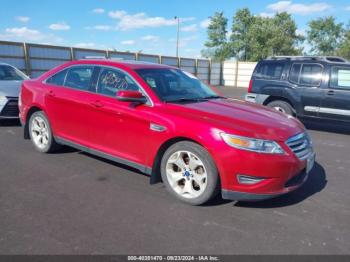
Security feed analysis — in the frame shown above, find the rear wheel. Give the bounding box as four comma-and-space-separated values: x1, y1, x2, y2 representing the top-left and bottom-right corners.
161, 141, 220, 205
267, 100, 294, 115
29, 111, 60, 153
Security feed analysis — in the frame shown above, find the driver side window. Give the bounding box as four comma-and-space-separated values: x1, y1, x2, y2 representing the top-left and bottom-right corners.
97, 67, 139, 97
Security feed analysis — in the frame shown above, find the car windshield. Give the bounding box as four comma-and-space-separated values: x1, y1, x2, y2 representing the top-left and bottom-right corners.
135, 68, 221, 103
0, 65, 28, 81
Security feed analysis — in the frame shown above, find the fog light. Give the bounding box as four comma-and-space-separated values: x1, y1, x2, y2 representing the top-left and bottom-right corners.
237, 175, 265, 185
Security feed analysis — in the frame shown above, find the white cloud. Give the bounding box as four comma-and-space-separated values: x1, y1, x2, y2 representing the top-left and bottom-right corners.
108, 10, 194, 30
140, 35, 159, 41
181, 24, 198, 32
346, 6, 350, 11
121, 40, 135, 45
296, 29, 306, 36
49, 22, 70, 31
85, 25, 112, 31
0, 27, 63, 43
179, 35, 198, 48
74, 42, 96, 48
267, 1, 332, 15
15, 16, 30, 23
259, 12, 274, 18
93, 8, 105, 14
200, 19, 210, 28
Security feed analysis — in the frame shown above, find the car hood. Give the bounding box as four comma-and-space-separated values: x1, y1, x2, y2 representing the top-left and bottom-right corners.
0, 80, 22, 97
164, 98, 305, 142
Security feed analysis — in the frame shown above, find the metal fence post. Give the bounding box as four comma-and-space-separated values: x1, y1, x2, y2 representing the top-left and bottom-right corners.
70, 47, 75, 61
208, 59, 212, 85
23, 43, 31, 76
220, 61, 224, 86
234, 60, 239, 88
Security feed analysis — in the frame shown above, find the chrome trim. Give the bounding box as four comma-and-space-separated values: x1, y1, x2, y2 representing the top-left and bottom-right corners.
55, 136, 152, 175
285, 132, 313, 161
304, 106, 319, 112
150, 123, 166, 132
304, 106, 350, 116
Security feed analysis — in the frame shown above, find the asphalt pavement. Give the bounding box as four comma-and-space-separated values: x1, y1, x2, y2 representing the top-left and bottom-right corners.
0, 88, 349, 255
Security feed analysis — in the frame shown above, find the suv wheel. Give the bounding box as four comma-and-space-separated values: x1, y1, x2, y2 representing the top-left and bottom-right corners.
29, 111, 60, 153
161, 141, 220, 205
267, 100, 294, 115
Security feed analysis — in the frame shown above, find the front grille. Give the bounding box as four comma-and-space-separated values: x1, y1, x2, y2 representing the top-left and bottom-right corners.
285, 132, 313, 160
0, 99, 19, 117
285, 170, 307, 188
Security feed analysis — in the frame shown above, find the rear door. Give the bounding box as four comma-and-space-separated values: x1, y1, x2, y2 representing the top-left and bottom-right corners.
319, 66, 350, 122
44, 65, 97, 145
288, 63, 324, 117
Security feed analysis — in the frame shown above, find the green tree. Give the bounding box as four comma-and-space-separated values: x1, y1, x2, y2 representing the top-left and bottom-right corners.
230, 10, 303, 61
337, 25, 350, 60
307, 16, 344, 55
230, 8, 255, 61
269, 13, 304, 56
201, 12, 232, 61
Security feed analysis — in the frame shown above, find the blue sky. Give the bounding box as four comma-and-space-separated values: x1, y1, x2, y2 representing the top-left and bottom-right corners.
0, 0, 350, 58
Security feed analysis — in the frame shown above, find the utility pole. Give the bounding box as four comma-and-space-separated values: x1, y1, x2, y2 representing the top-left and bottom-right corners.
174, 16, 180, 57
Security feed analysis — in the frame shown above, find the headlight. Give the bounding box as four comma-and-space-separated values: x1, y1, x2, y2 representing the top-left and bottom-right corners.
220, 133, 285, 154
0, 96, 8, 106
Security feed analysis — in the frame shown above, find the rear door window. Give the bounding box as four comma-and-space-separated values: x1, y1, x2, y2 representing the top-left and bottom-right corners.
255, 63, 284, 80
46, 69, 68, 86
64, 66, 94, 91
299, 64, 323, 86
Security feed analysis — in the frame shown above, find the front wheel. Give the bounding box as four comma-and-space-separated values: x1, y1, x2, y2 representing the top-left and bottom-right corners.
267, 100, 294, 115
29, 111, 60, 153
160, 141, 220, 205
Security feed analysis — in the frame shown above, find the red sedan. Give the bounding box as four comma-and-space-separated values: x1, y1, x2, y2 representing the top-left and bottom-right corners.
19, 59, 315, 205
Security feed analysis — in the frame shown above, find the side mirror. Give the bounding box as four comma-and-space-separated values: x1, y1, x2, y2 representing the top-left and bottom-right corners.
116, 90, 147, 103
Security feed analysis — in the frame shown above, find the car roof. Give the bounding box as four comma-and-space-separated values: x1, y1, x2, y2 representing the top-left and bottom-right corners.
70, 59, 176, 70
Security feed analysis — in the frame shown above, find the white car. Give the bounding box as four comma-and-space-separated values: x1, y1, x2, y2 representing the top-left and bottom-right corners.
0, 62, 28, 119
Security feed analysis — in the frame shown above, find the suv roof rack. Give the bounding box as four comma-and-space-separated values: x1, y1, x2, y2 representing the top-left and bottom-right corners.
267, 56, 348, 63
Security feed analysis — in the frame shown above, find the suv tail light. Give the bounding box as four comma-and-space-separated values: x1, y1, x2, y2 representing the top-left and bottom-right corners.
248, 79, 253, 93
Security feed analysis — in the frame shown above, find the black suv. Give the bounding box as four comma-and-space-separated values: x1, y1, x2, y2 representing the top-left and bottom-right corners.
245, 56, 350, 123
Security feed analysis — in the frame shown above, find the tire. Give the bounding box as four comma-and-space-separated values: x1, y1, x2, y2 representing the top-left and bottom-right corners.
160, 141, 220, 205
267, 100, 294, 115
28, 111, 60, 153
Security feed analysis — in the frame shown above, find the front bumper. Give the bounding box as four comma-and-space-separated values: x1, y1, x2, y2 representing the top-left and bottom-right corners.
245, 93, 270, 105
212, 133, 315, 202
0, 97, 19, 119
222, 169, 310, 201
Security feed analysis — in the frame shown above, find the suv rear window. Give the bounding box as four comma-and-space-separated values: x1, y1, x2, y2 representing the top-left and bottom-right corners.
255, 63, 284, 80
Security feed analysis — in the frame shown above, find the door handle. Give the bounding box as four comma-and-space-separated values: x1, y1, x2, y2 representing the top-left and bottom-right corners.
327, 90, 335, 96
90, 101, 104, 108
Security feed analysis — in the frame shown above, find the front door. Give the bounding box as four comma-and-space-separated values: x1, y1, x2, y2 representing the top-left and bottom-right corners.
86, 66, 155, 166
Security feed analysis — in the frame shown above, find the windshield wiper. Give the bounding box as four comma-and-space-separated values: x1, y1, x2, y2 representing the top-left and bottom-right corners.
201, 95, 225, 100
164, 97, 207, 103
